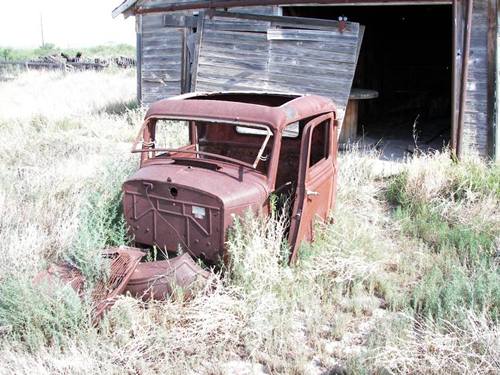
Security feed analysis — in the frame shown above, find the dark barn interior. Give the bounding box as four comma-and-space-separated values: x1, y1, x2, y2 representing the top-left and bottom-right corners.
284, 5, 452, 158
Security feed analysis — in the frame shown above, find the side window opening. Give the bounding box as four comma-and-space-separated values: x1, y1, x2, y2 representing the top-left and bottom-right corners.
309, 120, 330, 168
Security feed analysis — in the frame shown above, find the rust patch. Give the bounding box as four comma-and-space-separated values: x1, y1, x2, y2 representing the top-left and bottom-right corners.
124, 253, 211, 301
91, 247, 145, 322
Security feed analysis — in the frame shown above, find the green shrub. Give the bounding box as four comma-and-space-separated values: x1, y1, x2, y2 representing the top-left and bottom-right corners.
66, 160, 134, 282
0, 277, 90, 351
386, 159, 499, 323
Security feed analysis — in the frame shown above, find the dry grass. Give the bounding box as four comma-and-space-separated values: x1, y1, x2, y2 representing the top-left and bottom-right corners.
368, 312, 499, 374
0, 70, 498, 374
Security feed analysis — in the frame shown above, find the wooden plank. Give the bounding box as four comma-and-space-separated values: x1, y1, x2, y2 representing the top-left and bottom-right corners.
194, 13, 362, 124
200, 29, 269, 44
269, 44, 358, 64
137, 15, 143, 104
267, 27, 358, 41
211, 10, 349, 29
142, 51, 183, 59
486, 0, 497, 157
204, 16, 271, 31
196, 66, 353, 89
198, 57, 355, 79
200, 38, 270, 52
496, 1, 500, 161
142, 68, 183, 76
195, 70, 354, 100
142, 60, 183, 67
140, 13, 185, 105
142, 14, 167, 28
163, 14, 198, 28
461, 0, 490, 156
201, 22, 270, 32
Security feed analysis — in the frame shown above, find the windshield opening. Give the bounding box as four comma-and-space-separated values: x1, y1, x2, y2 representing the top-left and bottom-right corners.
132, 118, 274, 174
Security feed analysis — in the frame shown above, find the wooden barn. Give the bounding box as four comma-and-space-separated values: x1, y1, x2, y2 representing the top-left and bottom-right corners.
113, 0, 499, 160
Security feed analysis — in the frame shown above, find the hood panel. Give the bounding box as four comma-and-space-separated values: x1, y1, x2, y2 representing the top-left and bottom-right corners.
123, 161, 269, 262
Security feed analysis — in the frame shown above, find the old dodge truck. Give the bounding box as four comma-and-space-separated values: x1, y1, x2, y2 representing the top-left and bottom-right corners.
35, 92, 340, 308
123, 92, 338, 264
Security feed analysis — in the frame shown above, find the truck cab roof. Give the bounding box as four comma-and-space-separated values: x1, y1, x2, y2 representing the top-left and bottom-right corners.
144, 91, 336, 132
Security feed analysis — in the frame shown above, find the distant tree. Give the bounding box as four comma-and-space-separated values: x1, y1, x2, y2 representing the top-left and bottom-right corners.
35, 43, 57, 56
1, 48, 13, 61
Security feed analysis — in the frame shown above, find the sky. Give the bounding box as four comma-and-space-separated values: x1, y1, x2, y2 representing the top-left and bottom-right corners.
0, 0, 136, 48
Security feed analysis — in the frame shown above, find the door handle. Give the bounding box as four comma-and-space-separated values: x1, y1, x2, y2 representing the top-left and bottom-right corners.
306, 190, 319, 197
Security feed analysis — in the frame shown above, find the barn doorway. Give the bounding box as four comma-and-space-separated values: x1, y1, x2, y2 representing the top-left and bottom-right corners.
284, 5, 453, 159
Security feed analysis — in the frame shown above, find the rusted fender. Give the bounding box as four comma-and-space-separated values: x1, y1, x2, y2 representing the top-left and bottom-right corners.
124, 253, 211, 301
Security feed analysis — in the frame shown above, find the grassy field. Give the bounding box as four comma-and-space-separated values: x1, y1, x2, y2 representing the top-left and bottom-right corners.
0, 69, 498, 374
0, 44, 135, 62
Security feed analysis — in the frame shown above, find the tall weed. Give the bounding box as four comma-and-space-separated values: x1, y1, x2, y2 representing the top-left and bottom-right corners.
386, 152, 499, 322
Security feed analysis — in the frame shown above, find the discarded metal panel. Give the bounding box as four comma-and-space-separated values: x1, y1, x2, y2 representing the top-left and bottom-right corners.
33, 263, 86, 295
91, 247, 145, 320
124, 253, 211, 301
34, 247, 144, 323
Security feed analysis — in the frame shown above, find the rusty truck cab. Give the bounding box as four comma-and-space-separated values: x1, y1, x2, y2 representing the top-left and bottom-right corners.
123, 92, 338, 263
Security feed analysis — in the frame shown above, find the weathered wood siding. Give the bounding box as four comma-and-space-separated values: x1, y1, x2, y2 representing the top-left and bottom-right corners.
462, 0, 490, 156
140, 13, 184, 105
193, 14, 361, 122
138, 3, 280, 105
497, 1, 500, 160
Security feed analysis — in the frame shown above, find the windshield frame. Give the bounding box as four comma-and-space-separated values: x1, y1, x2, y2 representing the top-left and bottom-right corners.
132, 115, 275, 173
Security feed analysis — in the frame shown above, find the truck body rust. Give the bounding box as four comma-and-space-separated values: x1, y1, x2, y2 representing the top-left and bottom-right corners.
123, 92, 339, 263
35, 92, 339, 312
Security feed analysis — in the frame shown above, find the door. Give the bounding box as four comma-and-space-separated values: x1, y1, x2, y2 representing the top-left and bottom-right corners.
289, 113, 336, 263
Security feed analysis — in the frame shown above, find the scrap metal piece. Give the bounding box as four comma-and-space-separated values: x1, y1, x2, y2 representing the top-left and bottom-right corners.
91, 246, 145, 321
124, 253, 211, 301
33, 263, 86, 295
34, 246, 145, 323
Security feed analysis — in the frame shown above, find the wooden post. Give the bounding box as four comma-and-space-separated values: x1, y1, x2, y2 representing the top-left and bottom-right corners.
489, 0, 499, 160
487, 0, 497, 158
497, 0, 500, 161
340, 99, 358, 143
136, 15, 143, 105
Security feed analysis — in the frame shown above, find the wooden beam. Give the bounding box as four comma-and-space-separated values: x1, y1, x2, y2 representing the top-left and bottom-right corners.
211, 9, 346, 29
136, 15, 143, 104
456, 0, 473, 158
134, 0, 453, 15
497, 0, 500, 161
451, 0, 464, 152
487, 0, 498, 159
163, 14, 198, 28
112, 0, 138, 18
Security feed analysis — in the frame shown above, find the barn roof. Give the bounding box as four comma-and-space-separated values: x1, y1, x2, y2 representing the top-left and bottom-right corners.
144, 92, 336, 131
112, 0, 451, 18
